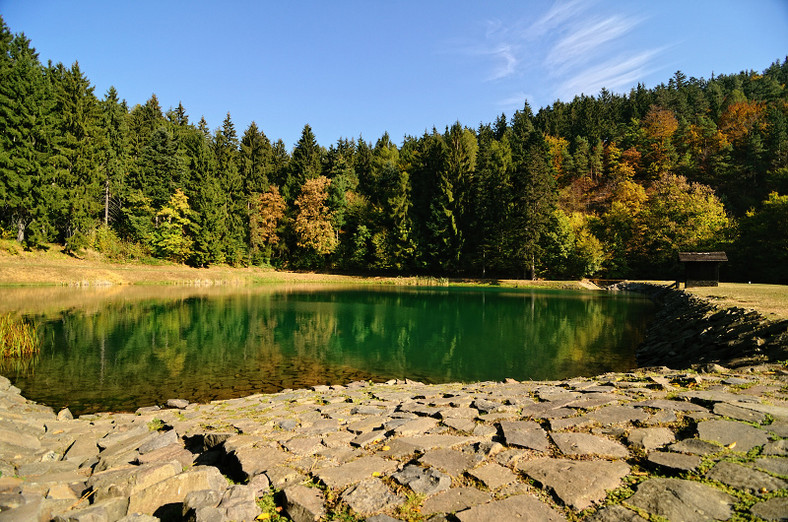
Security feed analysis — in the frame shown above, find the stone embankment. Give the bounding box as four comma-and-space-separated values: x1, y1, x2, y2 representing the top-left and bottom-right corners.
609, 283, 788, 369
0, 286, 786, 521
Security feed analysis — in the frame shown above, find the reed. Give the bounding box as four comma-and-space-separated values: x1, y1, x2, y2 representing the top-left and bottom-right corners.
0, 313, 41, 359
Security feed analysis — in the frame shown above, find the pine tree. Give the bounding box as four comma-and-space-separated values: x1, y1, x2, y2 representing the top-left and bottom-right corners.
0, 23, 55, 244
48, 61, 106, 252
213, 113, 246, 264
240, 121, 272, 195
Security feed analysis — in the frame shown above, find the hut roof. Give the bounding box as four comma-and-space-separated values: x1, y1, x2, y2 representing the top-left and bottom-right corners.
678, 251, 728, 262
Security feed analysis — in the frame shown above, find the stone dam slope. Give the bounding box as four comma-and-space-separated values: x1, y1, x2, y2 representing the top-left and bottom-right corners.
0, 285, 785, 521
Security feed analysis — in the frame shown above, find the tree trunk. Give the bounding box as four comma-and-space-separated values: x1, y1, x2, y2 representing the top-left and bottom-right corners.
16, 219, 25, 243
104, 179, 109, 226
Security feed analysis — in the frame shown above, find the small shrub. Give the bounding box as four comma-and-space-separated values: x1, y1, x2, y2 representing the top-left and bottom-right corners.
0, 314, 41, 359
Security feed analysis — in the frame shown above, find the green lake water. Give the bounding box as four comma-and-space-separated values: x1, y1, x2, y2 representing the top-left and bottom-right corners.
3, 286, 655, 414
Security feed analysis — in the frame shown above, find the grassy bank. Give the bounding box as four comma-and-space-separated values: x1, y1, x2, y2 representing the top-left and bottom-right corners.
0, 240, 594, 295
685, 282, 788, 320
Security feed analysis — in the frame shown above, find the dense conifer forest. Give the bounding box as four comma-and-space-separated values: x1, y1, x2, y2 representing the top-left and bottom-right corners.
1, 17, 786, 282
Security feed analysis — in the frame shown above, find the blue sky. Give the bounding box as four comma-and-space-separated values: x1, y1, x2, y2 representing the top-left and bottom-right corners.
2, 1, 787, 148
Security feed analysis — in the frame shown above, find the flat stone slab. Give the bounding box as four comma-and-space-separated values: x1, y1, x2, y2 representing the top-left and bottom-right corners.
283, 484, 326, 522
633, 399, 709, 412
455, 493, 566, 521
498, 421, 549, 451
626, 478, 736, 522
726, 401, 788, 422
419, 448, 476, 477
518, 458, 630, 510
467, 462, 517, 490
627, 427, 675, 451
705, 461, 788, 494
393, 417, 439, 436
753, 457, 788, 476
646, 451, 701, 472
127, 466, 227, 516
585, 505, 648, 522
713, 402, 767, 423
316, 456, 398, 489
392, 464, 451, 497
668, 438, 721, 455
551, 432, 628, 459
750, 497, 788, 521
340, 478, 403, 516
586, 405, 650, 426
697, 419, 768, 452
421, 487, 491, 516
390, 434, 475, 452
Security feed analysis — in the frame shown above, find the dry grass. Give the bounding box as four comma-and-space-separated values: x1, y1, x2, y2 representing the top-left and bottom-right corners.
686, 283, 788, 320
0, 241, 599, 316
0, 313, 40, 359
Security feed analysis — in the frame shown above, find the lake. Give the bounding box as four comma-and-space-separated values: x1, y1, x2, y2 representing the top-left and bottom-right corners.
1, 285, 655, 414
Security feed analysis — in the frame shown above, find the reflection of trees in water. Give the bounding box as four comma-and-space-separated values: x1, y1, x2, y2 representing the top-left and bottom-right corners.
13, 288, 653, 414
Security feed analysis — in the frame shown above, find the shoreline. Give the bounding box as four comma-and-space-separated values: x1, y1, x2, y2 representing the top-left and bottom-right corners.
0, 285, 785, 520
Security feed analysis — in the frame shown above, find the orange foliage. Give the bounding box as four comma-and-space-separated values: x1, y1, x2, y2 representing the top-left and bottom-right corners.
545, 135, 570, 179
718, 100, 765, 145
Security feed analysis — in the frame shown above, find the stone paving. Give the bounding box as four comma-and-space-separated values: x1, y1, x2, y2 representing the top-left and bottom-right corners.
0, 362, 786, 521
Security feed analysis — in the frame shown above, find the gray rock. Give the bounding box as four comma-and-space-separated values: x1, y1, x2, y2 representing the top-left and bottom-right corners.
116, 515, 159, 522
705, 461, 788, 494
763, 439, 788, 456
455, 493, 566, 521
421, 487, 491, 516
627, 478, 736, 522
340, 478, 403, 515
647, 451, 701, 472
230, 446, 289, 480
726, 400, 788, 422
137, 430, 178, 454
750, 497, 788, 521
697, 419, 768, 452
393, 417, 439, 436
264, 465, 305, 489
316, 456, 398, 489
166, 398, 189, 409
627, 427, 675, 451
518, 458, 629, 510
126, 466, 228, 516
57, 408, 73, 421
634, 399, 709, 412
183, 489, 222, 514
283, 484, 326, 522
713, 402, 767, 423
584, 504, 648, 522
753, 457, 788, 476
467, 462, 517, 490
551, 432, 629, 459
498, 420, 549, 451
586, 405, 651, 426
419, 448, 476, 477
668, 438, 721, 455
392, 464, 451, 497
88, 460, 182, 501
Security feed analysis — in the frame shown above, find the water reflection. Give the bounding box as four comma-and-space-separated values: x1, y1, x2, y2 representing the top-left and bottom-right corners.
3, 286, 654, 414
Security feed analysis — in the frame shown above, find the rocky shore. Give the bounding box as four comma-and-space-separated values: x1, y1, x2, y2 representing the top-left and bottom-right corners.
0, 286, 786, 521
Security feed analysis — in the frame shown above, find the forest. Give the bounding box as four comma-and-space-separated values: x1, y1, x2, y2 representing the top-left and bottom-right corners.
1, 17, 787, 283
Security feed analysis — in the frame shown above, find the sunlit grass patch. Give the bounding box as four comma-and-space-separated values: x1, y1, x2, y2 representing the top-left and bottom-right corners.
0, 313, 40, 359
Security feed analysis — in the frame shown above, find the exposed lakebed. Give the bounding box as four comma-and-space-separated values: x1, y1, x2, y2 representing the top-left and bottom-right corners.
2, 285, 654, 414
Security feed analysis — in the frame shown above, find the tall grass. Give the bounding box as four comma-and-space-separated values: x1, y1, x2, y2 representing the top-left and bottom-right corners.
0, 313, 41, 359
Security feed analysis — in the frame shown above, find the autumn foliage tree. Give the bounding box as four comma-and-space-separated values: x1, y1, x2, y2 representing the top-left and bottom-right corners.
294, 176, 337, 258
249, 185, 286, 265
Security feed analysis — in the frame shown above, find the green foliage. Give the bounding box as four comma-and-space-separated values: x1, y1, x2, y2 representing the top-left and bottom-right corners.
1, 14, 787, 281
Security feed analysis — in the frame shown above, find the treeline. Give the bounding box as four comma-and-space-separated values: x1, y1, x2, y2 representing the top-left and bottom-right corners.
1, 17, 787, 282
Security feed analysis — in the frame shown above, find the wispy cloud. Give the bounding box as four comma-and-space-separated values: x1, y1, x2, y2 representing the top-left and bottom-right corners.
557, 48, 664, 99
444, 0, 664, 108
545, 15, 644, 74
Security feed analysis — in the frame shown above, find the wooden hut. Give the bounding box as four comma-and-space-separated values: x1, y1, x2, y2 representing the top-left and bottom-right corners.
678, 252, 727, 287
